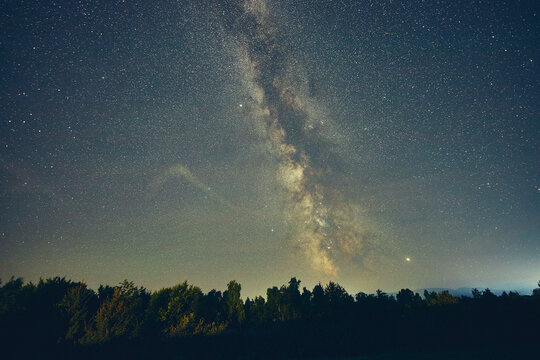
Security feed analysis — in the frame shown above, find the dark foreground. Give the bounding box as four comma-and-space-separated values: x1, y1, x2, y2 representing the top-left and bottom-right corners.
6, 335, 538, 360
1, 277, 539, 359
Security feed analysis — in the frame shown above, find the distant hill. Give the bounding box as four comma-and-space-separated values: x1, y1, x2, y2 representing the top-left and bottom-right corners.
411, 287, 535, 297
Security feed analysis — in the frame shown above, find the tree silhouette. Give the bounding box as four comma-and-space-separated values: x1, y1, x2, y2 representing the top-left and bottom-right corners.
265, 286, 282, 322
311, 283, 326, 316
282, 277, 302, 320
59, 283, 98, 343
396, 289, 422, 309
87, 280, 149, 342
425, 290, 457, 306
325, 281, 353, 307
481, 288, 497, 300
248, 295, 266, 324
0, 277, 26, 315
532, 281, 540, 297
1, 276, 539, 359
224, 280, 245, 326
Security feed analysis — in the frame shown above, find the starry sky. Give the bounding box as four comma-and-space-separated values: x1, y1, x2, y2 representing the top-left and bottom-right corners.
1, 0, 539, 297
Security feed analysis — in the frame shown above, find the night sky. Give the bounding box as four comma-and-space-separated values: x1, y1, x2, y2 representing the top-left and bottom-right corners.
1, 0, 539, 297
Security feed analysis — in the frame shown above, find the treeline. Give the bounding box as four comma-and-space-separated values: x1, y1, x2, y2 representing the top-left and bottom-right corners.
1, 276, 539, 359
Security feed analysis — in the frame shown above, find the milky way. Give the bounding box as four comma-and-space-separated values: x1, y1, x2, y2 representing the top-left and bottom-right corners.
0, 0, 538, 296
212, 0, 376, 275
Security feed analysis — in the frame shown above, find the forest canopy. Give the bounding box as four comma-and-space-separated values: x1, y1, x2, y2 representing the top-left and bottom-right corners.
1, 276, 539, 359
